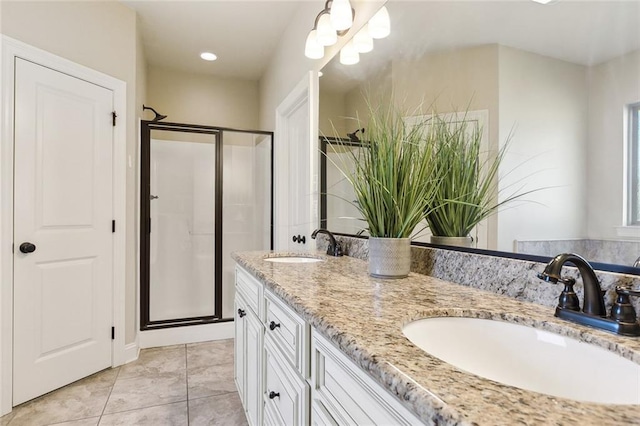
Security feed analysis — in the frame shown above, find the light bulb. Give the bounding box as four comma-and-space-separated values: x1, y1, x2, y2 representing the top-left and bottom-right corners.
316, 13, 337, 46
304, 30, 324, 59
340, 40, 359, 65
353, 25, 374, 53
368, 6, 390, 39
330, 0, 353, 31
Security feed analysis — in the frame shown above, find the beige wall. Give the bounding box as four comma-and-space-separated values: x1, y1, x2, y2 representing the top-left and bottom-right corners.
497, 46, 588, 251
146, 67, 259, 129
2, 0, 142, 344
319, 89, 347, 137
588, 49, 640, 239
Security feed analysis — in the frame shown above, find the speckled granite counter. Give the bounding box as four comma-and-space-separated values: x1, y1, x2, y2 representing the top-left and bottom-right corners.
232, 250, 640, 426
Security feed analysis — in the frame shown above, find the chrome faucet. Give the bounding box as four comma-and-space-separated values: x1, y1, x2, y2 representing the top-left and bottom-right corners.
538, 253, 640, 336
311, 229, 343, 257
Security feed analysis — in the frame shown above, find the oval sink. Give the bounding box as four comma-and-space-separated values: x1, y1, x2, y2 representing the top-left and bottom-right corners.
264, 256, 323, 264
403, 317, 640, 404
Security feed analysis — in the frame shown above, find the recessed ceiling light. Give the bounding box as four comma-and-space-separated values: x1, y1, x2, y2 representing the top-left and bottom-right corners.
531, 0, 554, 4
200, 52, 217, 61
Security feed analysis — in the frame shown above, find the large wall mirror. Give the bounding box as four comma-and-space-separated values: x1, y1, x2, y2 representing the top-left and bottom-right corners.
319, 0, 640, 274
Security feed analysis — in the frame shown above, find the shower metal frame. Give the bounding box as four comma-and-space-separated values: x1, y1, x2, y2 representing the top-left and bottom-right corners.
140, 120, 274, 330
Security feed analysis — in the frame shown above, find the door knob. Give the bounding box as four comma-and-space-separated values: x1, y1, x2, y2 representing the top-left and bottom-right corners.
150, 195, 159, 200
19, 242, 36, 254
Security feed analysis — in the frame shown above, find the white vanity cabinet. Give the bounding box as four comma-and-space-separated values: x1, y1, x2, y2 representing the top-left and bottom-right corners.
235, 267, 264, 426
310, 330, 422, 425
234, 263, 423, 426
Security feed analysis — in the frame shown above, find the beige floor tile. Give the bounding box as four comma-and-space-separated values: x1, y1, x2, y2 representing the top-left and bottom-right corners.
118, 346, 186, 380
50, 417, 100, 425
104, 372, 187, 414
6, 368, 118, 426
99, 402, 187, 426
0, 411, 16, 426
188, 393, 247, 426
186, 340, 234, 369
187, 362, 236, 400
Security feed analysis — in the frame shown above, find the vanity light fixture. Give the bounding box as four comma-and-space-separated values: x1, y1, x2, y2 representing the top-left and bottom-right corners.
316, 12, 338, 46
305, 30, 325, 59
340, 39, 359, 65
200, 52, 218, 61
368, 6, 390, 39
330, 0, 353, 31
304, 0, 354, 59
304, 2, 389, 65
353, 24, 374, 53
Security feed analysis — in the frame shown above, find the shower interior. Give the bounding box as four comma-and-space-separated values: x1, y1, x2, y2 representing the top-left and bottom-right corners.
140, 121, 272, 330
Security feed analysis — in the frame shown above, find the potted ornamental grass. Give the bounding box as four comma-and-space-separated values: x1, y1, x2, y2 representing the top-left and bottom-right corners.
425, 113, 530, 247
329, 101, 439, 278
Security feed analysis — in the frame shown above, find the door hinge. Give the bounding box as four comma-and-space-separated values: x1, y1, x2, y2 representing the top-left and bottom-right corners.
111, 326, 115, 340
112, 220, 116, 233
112, 111, 117, 127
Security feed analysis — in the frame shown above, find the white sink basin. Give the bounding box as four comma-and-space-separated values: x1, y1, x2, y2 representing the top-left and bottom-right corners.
264, 256, 323, 264
403, 317, 640, 404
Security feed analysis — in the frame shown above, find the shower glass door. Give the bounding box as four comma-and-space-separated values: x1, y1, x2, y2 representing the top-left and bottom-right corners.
140, 121, 273, 330
149, 131, 217, 323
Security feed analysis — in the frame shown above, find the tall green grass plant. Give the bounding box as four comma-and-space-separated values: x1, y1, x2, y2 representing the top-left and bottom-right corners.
329, 102, 439, 238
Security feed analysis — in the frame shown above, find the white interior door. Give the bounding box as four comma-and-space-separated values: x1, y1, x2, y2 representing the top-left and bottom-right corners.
13, 58, 114, 405
275, 73, 319, 251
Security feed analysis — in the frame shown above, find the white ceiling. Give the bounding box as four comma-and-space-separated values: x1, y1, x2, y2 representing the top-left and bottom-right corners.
323, 0, 640, 92
124, 1, 640, 85
123, 0, 303, 81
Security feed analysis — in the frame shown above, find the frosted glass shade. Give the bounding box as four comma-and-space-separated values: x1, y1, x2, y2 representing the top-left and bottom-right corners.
353, 25, 374, 53
304, 30, 324, 59
316, 13, 337, 46
340, 40, 359, 65
368, 6, 390, 39
330, 0, 353, 31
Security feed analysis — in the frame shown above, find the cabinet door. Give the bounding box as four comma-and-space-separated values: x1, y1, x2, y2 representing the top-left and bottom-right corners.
245, 308, 264, 426
263, 336, 309, 426
234, 295, 247, 405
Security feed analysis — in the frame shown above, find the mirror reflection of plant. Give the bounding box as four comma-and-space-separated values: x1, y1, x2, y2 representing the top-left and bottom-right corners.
327, 101, 439, 239
425, 113, 535, 238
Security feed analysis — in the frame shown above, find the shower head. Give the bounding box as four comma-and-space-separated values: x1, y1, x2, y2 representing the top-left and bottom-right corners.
143, 105, 168, 121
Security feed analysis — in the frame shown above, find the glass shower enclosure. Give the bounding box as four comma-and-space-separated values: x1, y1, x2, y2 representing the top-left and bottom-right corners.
140, 121, 273, 330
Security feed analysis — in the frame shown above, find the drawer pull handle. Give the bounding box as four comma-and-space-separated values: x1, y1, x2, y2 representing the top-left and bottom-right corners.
237, 309, 246, 318
269, 321, 280, 331
268, 391, 280, 399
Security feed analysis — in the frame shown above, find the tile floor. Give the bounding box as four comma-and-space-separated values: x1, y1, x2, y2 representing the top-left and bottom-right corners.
0, 339, 247, 426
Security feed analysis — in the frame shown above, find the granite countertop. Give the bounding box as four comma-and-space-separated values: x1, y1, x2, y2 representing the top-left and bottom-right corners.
232, 250, 640, 425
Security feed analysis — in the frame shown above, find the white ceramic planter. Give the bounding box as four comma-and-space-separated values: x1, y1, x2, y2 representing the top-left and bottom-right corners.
368, 237, 411, 279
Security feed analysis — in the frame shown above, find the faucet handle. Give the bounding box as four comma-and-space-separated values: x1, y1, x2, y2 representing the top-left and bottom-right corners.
611, 286, 640, 324
557, 277, 580, 311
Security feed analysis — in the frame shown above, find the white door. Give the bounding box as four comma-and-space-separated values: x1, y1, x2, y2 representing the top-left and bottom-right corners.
13, 58, 114, 405
275, 73, 319, 251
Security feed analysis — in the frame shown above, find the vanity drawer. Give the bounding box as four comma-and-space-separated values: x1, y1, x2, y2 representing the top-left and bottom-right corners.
236, 265, 263, 320
265, 289, 310, 377
311, 329, 422, 426
264, 335, 309, 426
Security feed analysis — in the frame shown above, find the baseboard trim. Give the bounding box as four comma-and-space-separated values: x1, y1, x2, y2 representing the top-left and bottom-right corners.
123, 341, 140, 364
139, 322, 234, 349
